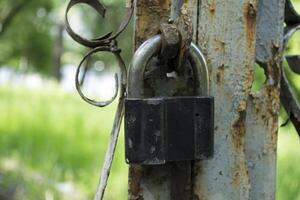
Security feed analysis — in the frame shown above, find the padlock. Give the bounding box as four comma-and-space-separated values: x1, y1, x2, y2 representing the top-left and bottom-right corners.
125, 35, 214, 165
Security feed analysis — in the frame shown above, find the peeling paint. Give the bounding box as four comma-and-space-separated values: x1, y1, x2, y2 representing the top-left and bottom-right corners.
208, 2, 215, 14
129, 165, 144, 200
194, 0, 258, 199
244, 1, 284, 199
216, 65, 225, 84
244, 2, 256, 49
135, 0, 171, 48
231, 112, 246, 152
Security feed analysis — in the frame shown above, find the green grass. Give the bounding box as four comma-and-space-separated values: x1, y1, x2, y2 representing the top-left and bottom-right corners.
277, 124, 300, 200
0, 85, 128, 200
0, 85, 300, 200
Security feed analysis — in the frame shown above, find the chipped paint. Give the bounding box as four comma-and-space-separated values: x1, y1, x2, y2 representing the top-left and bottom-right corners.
129, 165, 144, 200
246, 1, 284, 200
134, 0, 171, 49
244, 2, 257, 48
231, 111, 246, 152
193, 1, 284, 199
208, 2, 215, 14
216, 65, 225, 84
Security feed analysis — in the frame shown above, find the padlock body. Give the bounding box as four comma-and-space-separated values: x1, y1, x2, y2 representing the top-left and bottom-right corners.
125, 97, 214, 165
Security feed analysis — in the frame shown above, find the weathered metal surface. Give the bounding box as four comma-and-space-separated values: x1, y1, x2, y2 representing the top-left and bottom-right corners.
125, 97, 214, 164
245, 1, 285, 200
129, 1, 175, 199
255, 1, 285, 64
192, 0, 285, 199
194, 0, 260, 199
159, 23, 181, 61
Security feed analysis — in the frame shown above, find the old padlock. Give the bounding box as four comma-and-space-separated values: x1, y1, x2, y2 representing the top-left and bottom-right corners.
125, 35, 214, 165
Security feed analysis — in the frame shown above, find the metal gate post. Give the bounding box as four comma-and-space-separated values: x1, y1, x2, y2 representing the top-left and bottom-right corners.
128, 1, 193, 199
193, 1, 285, 199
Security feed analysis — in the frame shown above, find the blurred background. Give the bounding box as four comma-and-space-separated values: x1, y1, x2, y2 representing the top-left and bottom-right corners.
0, 0, 300, 199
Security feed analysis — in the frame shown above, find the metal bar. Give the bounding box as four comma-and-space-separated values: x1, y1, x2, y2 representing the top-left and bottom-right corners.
129, 1, 174, 199
193, 1, 285, 199
170, 0, 184, 21
245, 1, 285, 199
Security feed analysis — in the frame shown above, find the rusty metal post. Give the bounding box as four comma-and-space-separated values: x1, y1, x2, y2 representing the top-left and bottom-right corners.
193, 0, 285, 199
129, 1, 193, 199
129, 0, 285, 199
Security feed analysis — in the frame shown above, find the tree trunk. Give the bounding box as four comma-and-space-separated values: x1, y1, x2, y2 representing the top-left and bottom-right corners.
129, 0, 285, 199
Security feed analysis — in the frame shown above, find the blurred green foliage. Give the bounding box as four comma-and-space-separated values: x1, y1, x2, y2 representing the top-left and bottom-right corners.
277, 124, 300, 200
0, 0, 133, 76
0, 0, 56, 73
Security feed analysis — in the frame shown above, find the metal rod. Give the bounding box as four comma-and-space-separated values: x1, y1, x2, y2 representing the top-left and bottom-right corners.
170, 0, 183, 21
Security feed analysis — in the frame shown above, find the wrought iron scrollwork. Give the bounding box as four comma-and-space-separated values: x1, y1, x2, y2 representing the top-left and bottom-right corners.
281, 0, 300, 135
65, 0, 133, 199
65, 0, 133, 107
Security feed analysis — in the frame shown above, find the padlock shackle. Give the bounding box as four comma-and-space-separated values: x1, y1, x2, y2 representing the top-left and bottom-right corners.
128, 35, 209, 98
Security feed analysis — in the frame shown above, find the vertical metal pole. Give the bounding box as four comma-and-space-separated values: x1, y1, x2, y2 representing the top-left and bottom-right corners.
170, 0, 183, 21
128, 1, 193, 199
193, 1, 285, 199
246, 1, 285, 199
129, 1, 173, 199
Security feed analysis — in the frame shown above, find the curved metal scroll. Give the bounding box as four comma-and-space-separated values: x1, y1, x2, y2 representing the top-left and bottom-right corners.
65, 1, 133, 199
282, 0, 300, 135
65, 0, 133, 48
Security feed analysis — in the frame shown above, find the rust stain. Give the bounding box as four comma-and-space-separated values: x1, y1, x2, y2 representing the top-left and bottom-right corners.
231, 159, 249, 187
247, 46, 281, 168
130, 1, 179, 199
241, 64, 255, 97
231, 111, 246, 152
250, 82, 280, 155
135, 0, 171, 48
270, 118, 279, 153
214, 38, 225, 52
128, 165, 144, 200
208, 2, 215, 14
216, 65, 225, 84
193, 162, 209, 200
230, 111, 249, 189
244, 2, 256, 48
237, 100, 247, 112
251, 84, 280, 117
